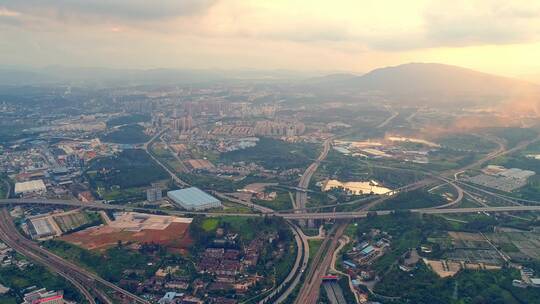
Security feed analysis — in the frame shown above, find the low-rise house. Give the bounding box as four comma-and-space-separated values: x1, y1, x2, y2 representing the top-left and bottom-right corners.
165, 281, 189, 290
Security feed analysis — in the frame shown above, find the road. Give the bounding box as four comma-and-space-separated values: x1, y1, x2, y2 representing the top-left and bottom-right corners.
0, 198, 263, 217
444, 133, 539, 177
3, 131, 536, 304
281, 137, 332, 303
0, 210, 98, 304
283, 205, 540, 219
144, 127, 189, 187
214, 192, 274, 214
259, 221, 309, 304
145, 128, 274, 214
293, 132, 538, 303
0, 208, 149, 304
293, 175, 422, 304
2, 198, 540, 219
295, 223, 348, 304
376, 109, 399, 129
323, 281, 347, 304
295, 138, 332, 212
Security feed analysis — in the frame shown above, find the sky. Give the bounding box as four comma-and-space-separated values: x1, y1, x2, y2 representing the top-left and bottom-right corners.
1, 0, 540, 80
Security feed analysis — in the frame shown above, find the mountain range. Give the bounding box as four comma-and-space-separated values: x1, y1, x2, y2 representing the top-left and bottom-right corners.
1, 63, 538, 107
305, 63, 540, 106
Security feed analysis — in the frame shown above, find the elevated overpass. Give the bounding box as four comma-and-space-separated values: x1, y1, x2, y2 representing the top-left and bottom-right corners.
1, 198, 540, 220
281, 206, 540, 220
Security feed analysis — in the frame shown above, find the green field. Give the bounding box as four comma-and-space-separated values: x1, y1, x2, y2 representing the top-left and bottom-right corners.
220, 137, 319, 170
346, 212, 540, 303
149, 144, 186, 173
308, 239, 323, 264
220, 201, 253, 214
486, 127, 538, 147
437, 134, 498, 153
318, 151, 426, 188
86, 150, 169, 198
373, 189, 447, 210
43, 240, 171, 283
0, 175, 10, 198
40, 214, 296, 303
0, 264, 82, 303
190, 216, 292, 248
254, 190, 294, 211
201, 218, 219, 232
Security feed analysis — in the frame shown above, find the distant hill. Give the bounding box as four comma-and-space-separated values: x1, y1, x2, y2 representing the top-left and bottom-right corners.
0, 66, 316, 86
304, 73, 358, 84
309, 63, 540, 106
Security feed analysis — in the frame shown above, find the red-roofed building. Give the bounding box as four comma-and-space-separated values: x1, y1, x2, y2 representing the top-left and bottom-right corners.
78, 191, 95, 202
22, 288, 64, 304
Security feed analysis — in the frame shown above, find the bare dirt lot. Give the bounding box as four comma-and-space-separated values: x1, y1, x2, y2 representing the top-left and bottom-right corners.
61, 220, 192, 252
424, 259, 501, 278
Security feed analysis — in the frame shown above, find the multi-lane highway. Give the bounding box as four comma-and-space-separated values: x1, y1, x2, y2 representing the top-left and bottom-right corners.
375, 107, 400, 129
144, 127, 189, 187
295, 138, 332, 212
323, 281, 347, 304
2, 197, 540, 304
0, 208, 150, 304
0, 198, 259, 217
2, 130, 538, 304
2, 198, 540, 219
0, 209, 99, 304
258, 221, 309, 304
293, 132, 539, 303
295, 223, 348, 304
284, 205, 540, 219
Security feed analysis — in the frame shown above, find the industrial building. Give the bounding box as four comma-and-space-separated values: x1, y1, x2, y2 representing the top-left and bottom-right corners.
468, 166, 536, 192
498, 168, 536, 180
14, 179, 47, 195
167, 187, 221, 211
26, 216, 60, 240
22, 288, 64, 304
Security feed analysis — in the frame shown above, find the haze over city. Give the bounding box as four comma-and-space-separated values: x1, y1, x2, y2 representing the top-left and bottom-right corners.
1, 0, 540, 81
1, 1, 540, 304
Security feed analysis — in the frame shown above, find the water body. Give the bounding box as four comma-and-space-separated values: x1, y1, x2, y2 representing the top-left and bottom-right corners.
322, 179, 392, 195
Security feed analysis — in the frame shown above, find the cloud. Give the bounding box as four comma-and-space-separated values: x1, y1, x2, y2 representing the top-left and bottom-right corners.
183, 0, 540, 52
0, 0, 217, 22
0, 6, 22, 26
1, 0, 540, 75
5, 0, 539, 51
0, 6, 19, 17
422, 0, 540, 47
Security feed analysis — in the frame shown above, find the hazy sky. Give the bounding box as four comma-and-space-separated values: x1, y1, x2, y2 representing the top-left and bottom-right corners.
1, 0, 540, 79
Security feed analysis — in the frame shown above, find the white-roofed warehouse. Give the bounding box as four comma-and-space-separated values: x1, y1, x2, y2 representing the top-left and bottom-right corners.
167, 187, 222, 211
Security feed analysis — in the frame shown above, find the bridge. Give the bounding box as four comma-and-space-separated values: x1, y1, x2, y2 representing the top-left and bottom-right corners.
1, 199, 540, 220
281, 205, 540, 220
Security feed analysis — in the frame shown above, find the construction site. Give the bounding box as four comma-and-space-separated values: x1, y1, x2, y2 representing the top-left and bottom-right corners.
61, 212, 193, 252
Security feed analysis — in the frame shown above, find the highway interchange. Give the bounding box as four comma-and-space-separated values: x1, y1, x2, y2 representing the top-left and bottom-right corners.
1, 127, 539, 304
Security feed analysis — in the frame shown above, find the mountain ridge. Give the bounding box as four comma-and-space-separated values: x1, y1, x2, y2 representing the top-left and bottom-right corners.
307, 62, 540, 106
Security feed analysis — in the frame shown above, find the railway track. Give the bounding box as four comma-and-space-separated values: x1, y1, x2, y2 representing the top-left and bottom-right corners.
0, 208, 98, 304
0, 208, 149, 304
